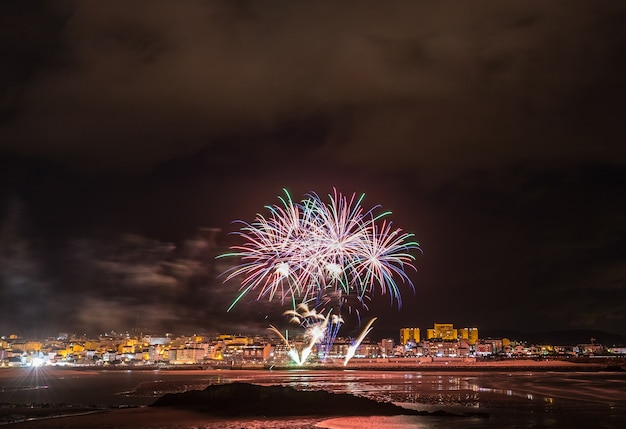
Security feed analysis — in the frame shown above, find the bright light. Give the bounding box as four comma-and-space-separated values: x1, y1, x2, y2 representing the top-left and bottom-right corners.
221, 188, 421, 364
32, 357, 44, 367
220, 188, 420, 312
275, 262, 290, 277
325, 263, 342, 278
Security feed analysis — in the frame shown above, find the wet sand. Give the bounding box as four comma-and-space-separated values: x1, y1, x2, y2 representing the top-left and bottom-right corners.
3, 407, 325, 429
2, 362, 624, 428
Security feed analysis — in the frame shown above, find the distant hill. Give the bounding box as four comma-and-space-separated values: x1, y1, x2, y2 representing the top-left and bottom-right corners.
480, 329, 626, 346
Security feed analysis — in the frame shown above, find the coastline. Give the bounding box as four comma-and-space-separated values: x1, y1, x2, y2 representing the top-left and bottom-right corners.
225, 356, 626, 372
1, 407, 329, 429
335, 357, 626, 371
2, 364, 625, 428
4, 356, 620, 373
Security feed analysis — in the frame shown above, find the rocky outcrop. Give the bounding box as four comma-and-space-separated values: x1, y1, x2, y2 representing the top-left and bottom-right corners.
151, 382, 488, 418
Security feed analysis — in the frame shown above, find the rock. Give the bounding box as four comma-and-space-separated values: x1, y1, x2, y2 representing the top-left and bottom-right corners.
151, 382, 488, 419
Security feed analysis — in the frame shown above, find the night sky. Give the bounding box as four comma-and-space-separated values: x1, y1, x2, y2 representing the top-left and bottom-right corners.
1, 1, 625, 340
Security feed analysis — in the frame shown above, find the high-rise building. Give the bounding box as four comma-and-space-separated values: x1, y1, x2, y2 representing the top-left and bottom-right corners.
427, 323, 458, 341
400, 327, 420, 345
458, 327, 479, 345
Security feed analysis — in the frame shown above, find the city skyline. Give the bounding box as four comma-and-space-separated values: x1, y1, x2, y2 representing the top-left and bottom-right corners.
2, 320, 624, 372
1, 1, 625, 338
2, 318, 625, 348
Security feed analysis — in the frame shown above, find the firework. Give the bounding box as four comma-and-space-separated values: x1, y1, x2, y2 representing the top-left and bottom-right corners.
343, 317, 377, 366
219, 188, 419, 365
267, 304, 340, 366
219, 188, 419, 312
270, 305, 378, 366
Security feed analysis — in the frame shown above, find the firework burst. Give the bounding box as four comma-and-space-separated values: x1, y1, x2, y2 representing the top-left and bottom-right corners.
219, 188, 420, 313
219, 188, 419, 365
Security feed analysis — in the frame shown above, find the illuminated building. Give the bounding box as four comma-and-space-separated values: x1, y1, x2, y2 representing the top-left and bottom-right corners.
8, 342, 26, 352
143, 336, 172, 346
458, 327, 479, 345
84, 341, 100, 350
575, 342, 604, 356
70, 343, 85, 353
427, 323, 457, 341
269, 343, 293, 364
399, 327, 420, 345
323, 339, 350, 359
427, 324, 478, 344
167, 347, 198, 364
241, 343, 272, 363
148, 345, 165, 362
423, 340, 462, 357
355, 341, 380, 358
380, 338, 394, 357
475, 342, 493, 356
217, 334, 253, 346
118, 343, 135, 354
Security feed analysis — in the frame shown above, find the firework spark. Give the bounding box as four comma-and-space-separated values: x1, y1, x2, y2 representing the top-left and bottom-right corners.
343, 317, 377, 366
267, 305, 337, 366
219, 188, 419, 312
220, 188, 420, 365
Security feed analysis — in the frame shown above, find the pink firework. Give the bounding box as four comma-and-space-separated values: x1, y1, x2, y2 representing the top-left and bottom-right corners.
219, 188, 420, 313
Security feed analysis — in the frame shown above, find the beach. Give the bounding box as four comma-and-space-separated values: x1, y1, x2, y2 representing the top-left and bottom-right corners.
2, 407, 326, 429
1, 361, 625, 428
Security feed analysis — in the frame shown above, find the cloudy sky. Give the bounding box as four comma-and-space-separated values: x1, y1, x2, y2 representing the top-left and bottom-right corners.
1, 0, 625, 340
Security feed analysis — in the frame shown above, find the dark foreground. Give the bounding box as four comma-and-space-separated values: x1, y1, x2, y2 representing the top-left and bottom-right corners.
1, 382, 486, 429
1, 367, 625, 428
151, 382, 487, 418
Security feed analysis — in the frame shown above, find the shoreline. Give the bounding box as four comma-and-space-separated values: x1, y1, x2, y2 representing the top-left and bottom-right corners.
0, 406, 109, 426
2, 366, 625, 428
333, 357, 626, 371
12, 357, 620, 372
23, 357, 626, 375
0, 407, 326, 429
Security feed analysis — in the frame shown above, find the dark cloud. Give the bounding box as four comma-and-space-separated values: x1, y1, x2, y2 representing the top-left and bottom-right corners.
0, 200, 52, 329
0, 223, 276, 336
2, 1, 624, 174
0, 1, 625, 338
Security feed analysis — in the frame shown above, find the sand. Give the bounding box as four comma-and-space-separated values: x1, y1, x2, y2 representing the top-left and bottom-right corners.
3, 407, 325, 429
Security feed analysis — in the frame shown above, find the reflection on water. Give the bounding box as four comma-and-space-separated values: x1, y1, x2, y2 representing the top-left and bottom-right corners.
316, 415, 490, 429
1, 368, 625, 428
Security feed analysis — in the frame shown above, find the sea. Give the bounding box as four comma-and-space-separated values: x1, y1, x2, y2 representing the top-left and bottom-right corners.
1, 367, 625, 428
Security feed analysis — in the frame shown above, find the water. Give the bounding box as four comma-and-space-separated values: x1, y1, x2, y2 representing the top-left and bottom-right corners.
1, 367, 625, 428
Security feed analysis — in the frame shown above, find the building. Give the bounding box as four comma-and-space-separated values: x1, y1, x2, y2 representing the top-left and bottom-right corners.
427, 323, 458, 341
576, 343, 605, 356
423, 339, 462, 357
425, 323, 479, 344
458, 327, 479, 345
479, 338, 505, 354
241, 344, 271, 363
474, 342, 493, 356
399, 328, 420, 345
607, 346, 626, 355
380, 338, 394, 357
355, 341, 380, 358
